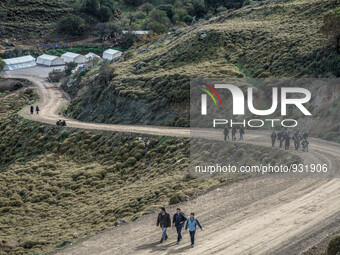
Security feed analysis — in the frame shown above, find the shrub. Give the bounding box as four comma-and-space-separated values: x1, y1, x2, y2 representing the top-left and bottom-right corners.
169, 192, 186, 205
327, 234, 340, 255
48, 71, 65, 82
183, 15, 193, 24
65, 62, 77, 76
321, 8, 340, 53
57, 14, 86, 36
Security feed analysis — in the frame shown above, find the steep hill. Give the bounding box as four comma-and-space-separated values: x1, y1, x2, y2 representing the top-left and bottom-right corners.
0, 0, 74, 42
62, 0, 340, 131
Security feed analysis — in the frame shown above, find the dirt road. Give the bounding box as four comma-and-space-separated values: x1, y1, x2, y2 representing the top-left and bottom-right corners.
5, 73, 340, 255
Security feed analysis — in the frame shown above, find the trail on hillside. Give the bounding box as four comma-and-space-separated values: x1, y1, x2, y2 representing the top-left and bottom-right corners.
4, 74, 340, 255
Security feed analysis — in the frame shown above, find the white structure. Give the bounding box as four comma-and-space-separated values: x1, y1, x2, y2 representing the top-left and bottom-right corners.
61, 52, 86, 64
85, 52, 100, 60
122, 30, 149, 35
36, 54, 64, 66
102, 49, 122, 61
3, 55, 36, 71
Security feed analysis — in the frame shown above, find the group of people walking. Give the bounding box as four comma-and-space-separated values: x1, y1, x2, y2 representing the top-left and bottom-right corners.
223, 126, 245, 141
271, 130, 309, 151
30, 105, 39, 115
157, 207, 203, 248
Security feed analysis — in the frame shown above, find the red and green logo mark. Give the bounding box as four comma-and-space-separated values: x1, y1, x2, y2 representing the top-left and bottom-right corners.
199, 83, 223, 106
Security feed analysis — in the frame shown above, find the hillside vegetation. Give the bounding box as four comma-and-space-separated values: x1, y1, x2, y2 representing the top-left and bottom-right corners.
63, 0, 340, 130
0, 87, 301, 254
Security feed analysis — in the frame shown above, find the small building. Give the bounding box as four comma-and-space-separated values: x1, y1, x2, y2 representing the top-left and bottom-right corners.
61, 52, 86, 64
122, 30, 149, 35
102, 49, 122, 61
36, 54, 64, 66
85, 52, 101, 60
3, 55, 36, 71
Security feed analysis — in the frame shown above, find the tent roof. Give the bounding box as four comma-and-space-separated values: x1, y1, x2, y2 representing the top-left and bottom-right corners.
61, 52, 81, 58
85, 52, 100, 58
3, 55, 35, 65
104, 49, 121, 55
122, 30, 149, 35
38, 54, 60, 60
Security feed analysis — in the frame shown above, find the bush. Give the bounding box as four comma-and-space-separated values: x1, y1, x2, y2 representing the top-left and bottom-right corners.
57, 14, 86, 36
48, 71, 65, 82
98, 6, 112, 22
169, 192, 186, 205
144, 21, 168, 34
183, 15, 193, 24
321, 8, 340, 53
65, 62, 77, 76
327, 234, 340, 255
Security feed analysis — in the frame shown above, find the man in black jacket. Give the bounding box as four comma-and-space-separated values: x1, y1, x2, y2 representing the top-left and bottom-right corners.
172, 208, 187, 244
156, 207, 171, 243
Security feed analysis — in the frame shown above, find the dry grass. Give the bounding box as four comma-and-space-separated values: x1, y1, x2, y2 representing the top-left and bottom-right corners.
0, 92, 301, 254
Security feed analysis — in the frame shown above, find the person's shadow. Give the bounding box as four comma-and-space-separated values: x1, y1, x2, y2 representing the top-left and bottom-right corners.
135, 240, 186, 253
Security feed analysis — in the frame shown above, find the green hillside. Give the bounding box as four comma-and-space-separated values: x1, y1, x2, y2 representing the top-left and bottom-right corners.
63, 0, 340, 129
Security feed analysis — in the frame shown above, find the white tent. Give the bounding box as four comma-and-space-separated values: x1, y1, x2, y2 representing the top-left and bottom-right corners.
103, 49, 122, 61
122, 30, 149, 35
61, 52, 86, 64
36, 54, 64, 66
3, 55, 36, 71
85, 52, 100, 60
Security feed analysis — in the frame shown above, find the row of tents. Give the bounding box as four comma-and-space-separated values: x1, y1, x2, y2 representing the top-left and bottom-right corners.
3, 49, 122, 71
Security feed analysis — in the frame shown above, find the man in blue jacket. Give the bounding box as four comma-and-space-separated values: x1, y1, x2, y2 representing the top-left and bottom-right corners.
185, 212, 203, 248
172, 208, 187, 244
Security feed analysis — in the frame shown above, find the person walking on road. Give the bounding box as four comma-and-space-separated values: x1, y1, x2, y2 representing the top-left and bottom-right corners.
185, 213, 202, 248
232, 126, 237, 141
239, 126, 245, 140
223, 126, 229, 141
36, 105, 40, 115
285, 133, 291, 150
157, 207, 171, 243
173, 208, 187, 244
271, 131, 277, 147
30, 105, 34, 115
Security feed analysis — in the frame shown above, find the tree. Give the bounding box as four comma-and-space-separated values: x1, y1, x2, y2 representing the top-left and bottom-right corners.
192, 0, 207, 18
57, 14, 86, 36
98, 6, 112, 22
127, 13, 136, 25
158, 4, 174, 21
183, 15, 193, 24
321, 8, 340, 54
65, 62, 78, 76
141, 3, 153, 16
83, 0, 100, 16
149, 9, 169, 26
146, 21, 168, 34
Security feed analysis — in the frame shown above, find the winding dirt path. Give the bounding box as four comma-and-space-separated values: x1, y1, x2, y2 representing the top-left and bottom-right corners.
4, 74, 340, 255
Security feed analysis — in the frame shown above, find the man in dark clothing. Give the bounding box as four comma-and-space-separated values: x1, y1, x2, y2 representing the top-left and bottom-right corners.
36, 105, 40, 115
172, 208, 187, 244
232, 126, 237, 141
277, 132, 283, 148
271, 131, 277, 147
156, 207, 171, 243
239, 127, 245, 140
30, 105, 34, 114
285, 134, 290, 150
292, 132, 300, 150
223, 126, 229, 141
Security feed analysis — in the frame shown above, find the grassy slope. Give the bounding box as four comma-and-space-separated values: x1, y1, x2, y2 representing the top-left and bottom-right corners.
65, 0, 340, 127
1, 0, 74, 41
0, 89, 301, 254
